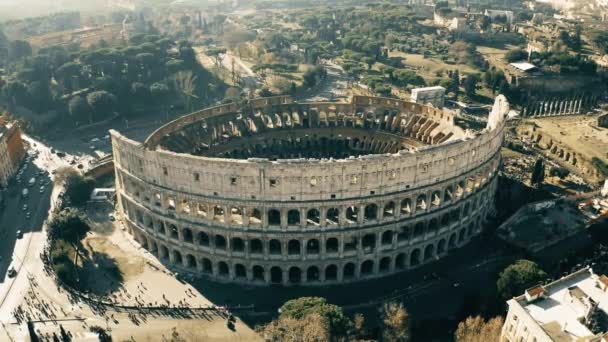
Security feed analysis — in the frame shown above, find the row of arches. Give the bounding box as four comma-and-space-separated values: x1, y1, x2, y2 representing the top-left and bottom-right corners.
121, 168, 494, 230
126, 196, 486, 258
135, 224, 477, 284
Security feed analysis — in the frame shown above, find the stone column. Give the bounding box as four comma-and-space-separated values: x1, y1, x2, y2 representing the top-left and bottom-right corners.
280, 209, 288, 229
320, 208, 327, 228
300, 208, 307, 229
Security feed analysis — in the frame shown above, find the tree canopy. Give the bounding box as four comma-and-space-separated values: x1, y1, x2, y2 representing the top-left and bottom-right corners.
497, 259, 548, 299
278, 297, 351, 337
48, 208, 90, 246
64, 172, 96, 206
455, 316, 504, 342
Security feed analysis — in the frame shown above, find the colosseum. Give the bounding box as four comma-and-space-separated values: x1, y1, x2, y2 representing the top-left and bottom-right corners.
111, 94, 509, 286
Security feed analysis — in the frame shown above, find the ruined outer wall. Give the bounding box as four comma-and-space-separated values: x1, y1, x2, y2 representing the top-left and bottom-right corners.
111, 96, 507, 285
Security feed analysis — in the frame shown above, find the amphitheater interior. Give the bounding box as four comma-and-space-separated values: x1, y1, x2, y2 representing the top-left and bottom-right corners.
111, 95, 509, 285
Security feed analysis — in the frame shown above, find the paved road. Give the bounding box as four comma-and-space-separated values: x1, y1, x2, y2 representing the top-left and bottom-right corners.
301, 61, 350, 102
0, 135, 81, 321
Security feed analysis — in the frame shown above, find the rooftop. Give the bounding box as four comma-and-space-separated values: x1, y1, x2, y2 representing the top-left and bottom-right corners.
510, 62, 538, 72
513, 268, 608, 341
411, 86, 446, 92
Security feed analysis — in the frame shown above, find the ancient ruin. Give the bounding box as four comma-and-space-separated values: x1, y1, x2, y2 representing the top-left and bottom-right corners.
111, 95, 508, 285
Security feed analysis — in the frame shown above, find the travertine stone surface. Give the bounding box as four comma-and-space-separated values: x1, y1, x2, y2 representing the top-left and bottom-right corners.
111, 95, 508, 285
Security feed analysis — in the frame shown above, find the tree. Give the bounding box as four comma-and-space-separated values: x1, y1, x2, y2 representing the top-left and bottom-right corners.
382, 302, 410, 342
48, 208, 90, 248
505, 48, 528, 62
353, 313, 367, 339
68, 96, 90, 120
278, 297, 352, 337
86, 90, 117, 122
463, 74, 479, 97
530, 158, 545, 188
65, 173, 96, 206
259, 312, 329, 342
173, 71, 199, 111
8, 40, 32, 61
497, 259, 548, 300
455, 316, 504, 342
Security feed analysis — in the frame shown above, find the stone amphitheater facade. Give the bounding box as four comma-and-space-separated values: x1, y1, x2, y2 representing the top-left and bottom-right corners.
111, 95, 509, 286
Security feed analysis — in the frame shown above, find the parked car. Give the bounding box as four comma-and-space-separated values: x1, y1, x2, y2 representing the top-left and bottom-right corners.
16, 230, 22, 239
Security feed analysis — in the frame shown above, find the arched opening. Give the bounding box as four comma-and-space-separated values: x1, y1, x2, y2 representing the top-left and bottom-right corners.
172, 250, 183, 265
289, 267, 301, 283
456, 181, 465, 197
400, 198, 412, 215
444, 186, 453, 202
383, 201, 395, 218
197, 203, 208, 217
169, 224, 179, 240
449, 233, 457, 248
424, 244, 435, 261
268, 209, 281, 226
213, 205, 225, 222
306, 239, 320, 254
270, 267, 282, 283
306, 209, 320, 226
343, 236, 358, 252
427, 219, 439, 233
326, 208, 339, 225
450, 209, 461, 222
325, 265, 338, 281
215, 235, 227, 250
288, 240, 301, 255
287, 209, 301, 226
250, 239, 263, 254
437, 239, 446, 254
231, 237, 244, 252
269, 239, 282, 255
343, 263, 355, 279
307, 266, 320, 282
198, 232, 210, 247
463, 203, 470, 217
345, 206, 359, 223
230, 207, 243, 224
157, 221, 166, 235
150, 241, 158, 255
326, 238, 339, 253
218, 262, 229, 277
413, 222, 425, 237
398, 226, 410, 242
252, 265, 265, 281
364, 204, 378, 222
379, 257, 391, 272
382, 231, 393, 245
410, 249, 421, 266
360, 260, 374, 276
186, 254, 196, 269
202, 258, 212, 274
235, 264, 247, 278
416, 194, 427, 211
249, 208, 262, 224
160, 245, 169, 259
182, 228, 193, 243
459, 228, 466, 242
395, 253, 406, 270
441, 213, 450, 227
431, 191, 441, 207
362, 234, 376, 252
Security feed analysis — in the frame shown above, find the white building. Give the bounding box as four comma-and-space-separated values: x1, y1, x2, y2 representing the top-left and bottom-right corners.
411, 86, 446, 108
501, 267, 608, 342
